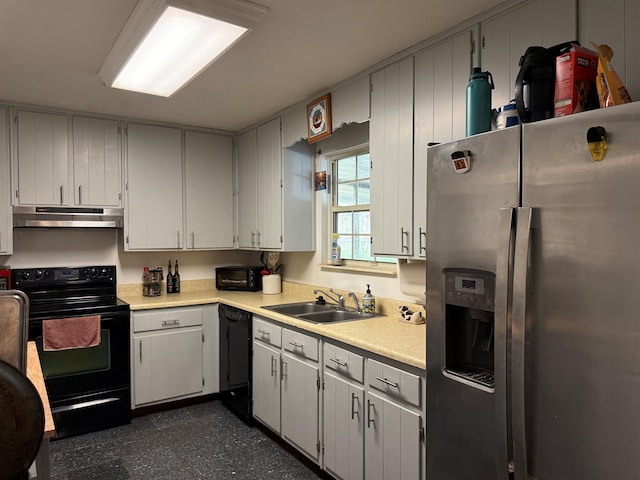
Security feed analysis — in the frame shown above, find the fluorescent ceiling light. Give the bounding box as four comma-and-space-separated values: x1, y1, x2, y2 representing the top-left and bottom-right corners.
99, 0, 268, 97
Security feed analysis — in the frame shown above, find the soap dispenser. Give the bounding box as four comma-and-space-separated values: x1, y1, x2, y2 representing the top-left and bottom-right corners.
363, 284, 376, 315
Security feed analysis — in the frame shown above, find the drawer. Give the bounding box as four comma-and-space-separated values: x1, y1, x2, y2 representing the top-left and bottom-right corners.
282, 328, 318, 361
133, 307, 202, 333
367, 358, 421, 407
253, 317, 282, 347
324, 342, 364, 383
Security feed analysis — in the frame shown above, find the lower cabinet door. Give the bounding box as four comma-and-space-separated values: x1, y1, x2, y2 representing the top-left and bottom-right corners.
281, 352, 320, 461
365, 391, 421, 480
252, 341, 281, 433
134, 327, 203, 405
324, 372, 364, 480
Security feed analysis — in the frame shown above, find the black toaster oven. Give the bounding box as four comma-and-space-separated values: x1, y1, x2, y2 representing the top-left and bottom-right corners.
215, 266, 263, 291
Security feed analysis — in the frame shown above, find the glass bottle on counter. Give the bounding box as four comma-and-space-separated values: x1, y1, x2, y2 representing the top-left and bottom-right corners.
166, 260, 174, 294
173, 260, 181, 293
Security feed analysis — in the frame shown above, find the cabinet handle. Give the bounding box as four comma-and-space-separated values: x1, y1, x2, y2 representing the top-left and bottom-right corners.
258, 329, 270, 337
161, 319, 180, 327
401, 227, 410, 252
78, 185, 82, 205
251, 232, 256, 247
60, 185, 64, 205
351, 392, 359, 420
376, 376, 399, 388
270, 356, 277, 377
367, 399, 375, 428
191, 231, 195, 249
329, 357, 347, 367
419, 227, 427, 254
257, 231, 261, 247
288, 341, 303, 349
281, 359, 287, 380
139, 340, 142, 363
176, 231, 181, 248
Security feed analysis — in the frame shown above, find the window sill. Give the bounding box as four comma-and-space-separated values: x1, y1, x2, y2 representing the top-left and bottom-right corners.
320, 263, 397, 277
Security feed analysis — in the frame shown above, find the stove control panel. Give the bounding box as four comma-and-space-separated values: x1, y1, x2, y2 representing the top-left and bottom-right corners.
12, 266, 116, 286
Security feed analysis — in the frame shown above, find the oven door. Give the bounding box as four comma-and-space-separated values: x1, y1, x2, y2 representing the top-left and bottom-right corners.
29, 310, 131, 437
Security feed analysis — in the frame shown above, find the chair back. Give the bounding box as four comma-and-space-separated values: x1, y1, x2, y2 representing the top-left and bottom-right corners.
0, 290, 29, 372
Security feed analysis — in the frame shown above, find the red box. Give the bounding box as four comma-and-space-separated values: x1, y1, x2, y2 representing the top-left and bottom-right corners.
0, 269, 10, 290
554, 45, 599, 117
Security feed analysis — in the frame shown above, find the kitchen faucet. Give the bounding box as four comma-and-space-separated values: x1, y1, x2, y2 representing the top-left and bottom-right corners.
314, 288, 345, 309
348, 292, 361, 313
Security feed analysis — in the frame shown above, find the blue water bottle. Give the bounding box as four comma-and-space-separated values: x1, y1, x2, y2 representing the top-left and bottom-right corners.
465, 67, 494, 136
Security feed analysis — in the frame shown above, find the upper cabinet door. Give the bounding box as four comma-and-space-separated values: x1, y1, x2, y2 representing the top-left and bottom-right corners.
481, 0, 577, 110
256, 117, 282, 250
370, 56, 415, 257
125, 123, 183, 250
578, 0, 640, 101
72, 116, 121, 207
184, 131, 234, 249
15, 110, 70, 206
236, 128, 258, 249
0, 108, 11, 255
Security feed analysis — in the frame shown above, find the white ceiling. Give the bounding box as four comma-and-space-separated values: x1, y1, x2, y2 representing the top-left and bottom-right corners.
0, 0, 505, 132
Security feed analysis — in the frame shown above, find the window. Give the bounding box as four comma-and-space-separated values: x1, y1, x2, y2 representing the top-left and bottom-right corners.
330, 149, 371, 262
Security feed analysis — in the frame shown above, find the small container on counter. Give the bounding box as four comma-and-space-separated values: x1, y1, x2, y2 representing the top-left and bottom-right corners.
143, 266, 164, 297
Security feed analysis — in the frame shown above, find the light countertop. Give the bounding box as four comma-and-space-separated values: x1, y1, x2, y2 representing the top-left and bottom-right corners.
119, 285, 426, 370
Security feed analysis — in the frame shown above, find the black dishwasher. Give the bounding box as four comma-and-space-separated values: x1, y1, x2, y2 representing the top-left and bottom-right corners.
219, 304, 252, 424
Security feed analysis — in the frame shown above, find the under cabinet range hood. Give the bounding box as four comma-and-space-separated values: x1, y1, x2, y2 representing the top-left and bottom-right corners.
13, 206, 124, 228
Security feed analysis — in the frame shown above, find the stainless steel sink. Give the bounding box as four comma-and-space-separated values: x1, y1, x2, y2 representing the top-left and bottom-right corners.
262, 302, 375, 323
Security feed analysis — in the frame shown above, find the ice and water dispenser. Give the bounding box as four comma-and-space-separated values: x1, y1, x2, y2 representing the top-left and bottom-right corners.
443, 268, 495, 389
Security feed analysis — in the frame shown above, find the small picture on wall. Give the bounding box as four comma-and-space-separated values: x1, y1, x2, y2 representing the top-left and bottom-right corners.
306, 93, 332, 143
315, 171, 327, 191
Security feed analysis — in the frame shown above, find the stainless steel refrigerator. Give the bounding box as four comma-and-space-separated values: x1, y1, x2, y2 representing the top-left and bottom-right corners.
425, 101, 640, 480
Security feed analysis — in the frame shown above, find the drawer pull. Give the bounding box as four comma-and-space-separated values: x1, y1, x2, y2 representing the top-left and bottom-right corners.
329, 357, 347, 367
376, 376, 399, 388
161, 319, 180, 327
288, 341, 303, 349
258, 329, 270, 337
351, 392, 359, 420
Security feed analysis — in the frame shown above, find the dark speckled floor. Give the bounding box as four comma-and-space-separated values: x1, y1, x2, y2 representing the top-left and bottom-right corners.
49, 400, 324, 480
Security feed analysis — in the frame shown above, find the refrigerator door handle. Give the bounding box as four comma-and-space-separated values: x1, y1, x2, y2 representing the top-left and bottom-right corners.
495, 207, 515, 480
512, 207, 533, 480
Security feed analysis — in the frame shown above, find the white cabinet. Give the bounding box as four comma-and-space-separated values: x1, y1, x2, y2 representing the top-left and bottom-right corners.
184, 130, 234, 249
14, 111, 122, 209
370, 56, 414, 257
131, 305, 218, 407
125, 123, 183, 250
236, 118, 314, 251
364, 358, 424, 480
365, 391, 421, 480
252, 316, 321, 462
14, 110, 70, 206
0, 108, 11, 255
413, 29, 474, 258
480, 0, 577, 110
323, 343, 365, 480
578, 0, 640, 101
72, 116, 121, 207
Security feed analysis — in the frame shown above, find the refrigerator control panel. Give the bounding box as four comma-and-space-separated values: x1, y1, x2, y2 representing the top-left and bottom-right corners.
444, 268, 494, 312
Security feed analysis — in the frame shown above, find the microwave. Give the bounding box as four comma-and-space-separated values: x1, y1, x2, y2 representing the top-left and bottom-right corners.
216, 266, 263, 291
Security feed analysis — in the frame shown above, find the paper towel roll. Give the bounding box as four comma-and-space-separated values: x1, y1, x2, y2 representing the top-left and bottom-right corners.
397, 260, 426, 304
262, 274, 282, 295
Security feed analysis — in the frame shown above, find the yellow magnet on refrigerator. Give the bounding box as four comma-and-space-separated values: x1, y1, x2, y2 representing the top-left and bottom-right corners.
587, 126, 607, 161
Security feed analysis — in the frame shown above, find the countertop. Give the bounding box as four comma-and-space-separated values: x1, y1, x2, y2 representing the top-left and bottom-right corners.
119, 286, 426, 370
27, 341, 55, 439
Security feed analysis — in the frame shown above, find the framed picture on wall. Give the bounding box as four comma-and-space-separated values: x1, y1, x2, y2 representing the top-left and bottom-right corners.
306, 93, 332, 143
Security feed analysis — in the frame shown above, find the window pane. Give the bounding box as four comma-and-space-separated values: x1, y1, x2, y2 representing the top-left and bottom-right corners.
337, 156, 356, 182
353, 236, 371, 261
337, 183, 356, 206
354, 211, 370, 234
357, 180, 370, 205
357, 153, 370, 178
335, 212, 353, 234
338, 236, 353, 259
